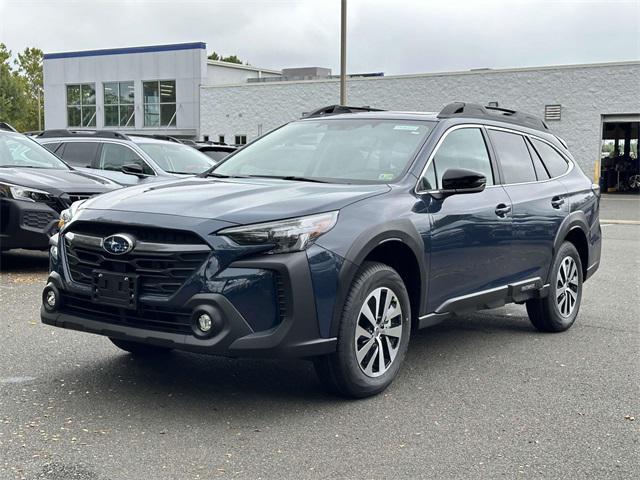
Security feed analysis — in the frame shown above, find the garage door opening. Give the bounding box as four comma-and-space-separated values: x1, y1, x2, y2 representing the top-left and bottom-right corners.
600, 117, 639, 194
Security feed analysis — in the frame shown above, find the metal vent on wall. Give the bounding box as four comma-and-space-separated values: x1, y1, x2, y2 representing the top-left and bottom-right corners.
545, 104, 562, 121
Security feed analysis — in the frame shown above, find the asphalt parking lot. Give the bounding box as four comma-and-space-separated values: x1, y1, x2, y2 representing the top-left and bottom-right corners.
1, 197, 638, 480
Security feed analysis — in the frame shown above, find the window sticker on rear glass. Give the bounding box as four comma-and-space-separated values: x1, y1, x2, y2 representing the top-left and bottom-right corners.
378, 173, 395, 181
393, 125, 420, 131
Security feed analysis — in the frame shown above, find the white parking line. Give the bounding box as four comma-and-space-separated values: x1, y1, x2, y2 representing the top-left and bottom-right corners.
0, 376, 36, 384
600, 219, 640, 225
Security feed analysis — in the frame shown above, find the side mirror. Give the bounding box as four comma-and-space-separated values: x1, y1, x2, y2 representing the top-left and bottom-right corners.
121, 163, 145, 177
434, 168, 486, 197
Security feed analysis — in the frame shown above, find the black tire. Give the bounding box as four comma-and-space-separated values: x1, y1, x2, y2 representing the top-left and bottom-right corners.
109, 338, 172, 356
314, 261, 412, 398
526, 241, 583, 332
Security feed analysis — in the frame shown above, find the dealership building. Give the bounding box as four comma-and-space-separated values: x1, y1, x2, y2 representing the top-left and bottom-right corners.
43, 42, 639, 183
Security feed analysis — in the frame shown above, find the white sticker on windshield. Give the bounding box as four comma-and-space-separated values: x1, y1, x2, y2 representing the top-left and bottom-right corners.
393, 125, 420, 131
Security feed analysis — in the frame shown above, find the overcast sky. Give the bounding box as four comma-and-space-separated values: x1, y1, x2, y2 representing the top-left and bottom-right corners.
1, 0, 639, 74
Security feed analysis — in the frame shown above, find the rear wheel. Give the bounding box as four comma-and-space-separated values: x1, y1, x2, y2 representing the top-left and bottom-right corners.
109, 338, 172, 356
314, 262, 411, 398
526, 241, 583, 332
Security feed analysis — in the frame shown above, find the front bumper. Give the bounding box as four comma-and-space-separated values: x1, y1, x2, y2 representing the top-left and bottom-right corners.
41, 245, 337, 359
0, 198, 58, 250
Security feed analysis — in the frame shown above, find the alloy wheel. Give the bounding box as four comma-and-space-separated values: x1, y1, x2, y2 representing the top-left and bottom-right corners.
354, 287, 404, 377
556, 256, 579, 317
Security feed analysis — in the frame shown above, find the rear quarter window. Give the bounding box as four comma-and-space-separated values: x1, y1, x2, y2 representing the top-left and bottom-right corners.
530, 138, 569, 178
488, 130, 537, 184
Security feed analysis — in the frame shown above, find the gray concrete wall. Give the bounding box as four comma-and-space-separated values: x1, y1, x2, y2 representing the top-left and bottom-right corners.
200, 61, 640, 177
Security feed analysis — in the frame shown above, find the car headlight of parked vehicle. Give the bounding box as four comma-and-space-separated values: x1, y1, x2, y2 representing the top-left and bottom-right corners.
0, 182, 52, 202
219, 211, 339, 254
58, 200, 87, 230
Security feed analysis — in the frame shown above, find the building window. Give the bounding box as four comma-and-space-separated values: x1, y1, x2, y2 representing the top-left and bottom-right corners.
66, 84, 96, 127
218, 135, 225, 144
143, 80, 176, 127
104, 81, 135, 127
235, 135, 247, 145
545, 104, 562, 121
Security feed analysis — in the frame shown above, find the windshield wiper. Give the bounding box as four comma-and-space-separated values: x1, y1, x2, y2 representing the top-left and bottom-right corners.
1, 165, 34, 168
247, 175, 330, 183
206, 172, 250, 179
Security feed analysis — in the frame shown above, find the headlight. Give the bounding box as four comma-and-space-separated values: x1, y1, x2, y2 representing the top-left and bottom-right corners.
0, 182, 52, 202
57, 200, 86, 230
219, 211, 339, 254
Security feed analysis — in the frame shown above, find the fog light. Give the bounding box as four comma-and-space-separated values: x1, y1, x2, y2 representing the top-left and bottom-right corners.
46, 290, 56, 307
197, 313, 212, 332
50, 245, 58, 260
42, 285, 60, 312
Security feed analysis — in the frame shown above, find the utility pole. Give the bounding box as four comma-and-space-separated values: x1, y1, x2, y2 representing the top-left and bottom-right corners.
37, 89, 42, 131
340, 0, 347, 105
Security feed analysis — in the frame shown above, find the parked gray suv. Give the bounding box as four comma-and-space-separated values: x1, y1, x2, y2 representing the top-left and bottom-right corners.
36, 131, 215, 186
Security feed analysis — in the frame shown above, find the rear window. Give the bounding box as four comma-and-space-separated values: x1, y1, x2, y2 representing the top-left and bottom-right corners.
488, 130, 537, 184
530, 138, 569, 178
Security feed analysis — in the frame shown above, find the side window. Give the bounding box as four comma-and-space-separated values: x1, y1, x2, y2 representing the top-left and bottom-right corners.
57, 142, 98, 167
418, 162, 437, 191
98, 143, 153, 174
530, 138, 569, 178
488, 130, 537, 184
526, 139, 550, 180
431, 128, 494, 188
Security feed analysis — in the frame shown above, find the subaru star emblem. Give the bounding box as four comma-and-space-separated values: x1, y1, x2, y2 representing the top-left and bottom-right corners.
102, 234, 135, 255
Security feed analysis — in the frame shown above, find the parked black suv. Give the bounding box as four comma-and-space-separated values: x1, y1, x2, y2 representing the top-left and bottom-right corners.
0, 128, 118, 251
41, 103, 601, 397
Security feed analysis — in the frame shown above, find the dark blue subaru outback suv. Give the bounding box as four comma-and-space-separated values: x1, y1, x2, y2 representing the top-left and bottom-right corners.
41, 103, 601, 397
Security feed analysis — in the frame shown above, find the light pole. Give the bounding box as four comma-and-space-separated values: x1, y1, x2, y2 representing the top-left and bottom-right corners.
340, 0, 347, 105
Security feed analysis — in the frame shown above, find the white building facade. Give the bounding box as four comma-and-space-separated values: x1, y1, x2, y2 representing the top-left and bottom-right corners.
43, 42, 280, 138
200, 61, 640, 178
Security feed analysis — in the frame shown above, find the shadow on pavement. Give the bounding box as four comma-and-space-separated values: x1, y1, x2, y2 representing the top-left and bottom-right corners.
0, 249, 49, 273
50, 307, 539, 421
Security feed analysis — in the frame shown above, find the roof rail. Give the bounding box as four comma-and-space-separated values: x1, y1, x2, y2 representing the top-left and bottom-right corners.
304, 105, 386, 118
128, 133, 185, 144
37, 129, 130, 140
437, 102, 549, 131
0, 122, 18, 132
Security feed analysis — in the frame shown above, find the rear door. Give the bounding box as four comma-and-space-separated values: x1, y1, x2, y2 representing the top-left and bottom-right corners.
56, 141, 100, 170
487, 128, 568, 283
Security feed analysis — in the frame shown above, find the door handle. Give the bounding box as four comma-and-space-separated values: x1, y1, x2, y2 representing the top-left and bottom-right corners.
495, 203, 511, 217
551, 196, 565, 209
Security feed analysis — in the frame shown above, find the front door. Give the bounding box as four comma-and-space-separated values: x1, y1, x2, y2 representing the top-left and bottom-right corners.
417, 126, 514, 312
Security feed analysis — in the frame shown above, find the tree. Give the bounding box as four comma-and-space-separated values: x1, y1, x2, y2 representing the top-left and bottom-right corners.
15, 47, 44, 131
220, 54, 243, 64
208, 51, 245, 65
0, 44, 28, 130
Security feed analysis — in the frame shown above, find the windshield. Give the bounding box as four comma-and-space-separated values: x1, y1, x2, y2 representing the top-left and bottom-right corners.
213, 119, 434, 183
137, 142, 215, 174
0, 132, 69, 170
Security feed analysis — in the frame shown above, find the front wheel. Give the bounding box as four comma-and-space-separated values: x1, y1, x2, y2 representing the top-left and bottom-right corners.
314, 262, 411, 398
526, 241, 583, 332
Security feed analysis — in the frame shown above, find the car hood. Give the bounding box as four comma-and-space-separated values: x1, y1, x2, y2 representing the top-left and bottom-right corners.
0, 167, 119, 194
81, 177, 390, 224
